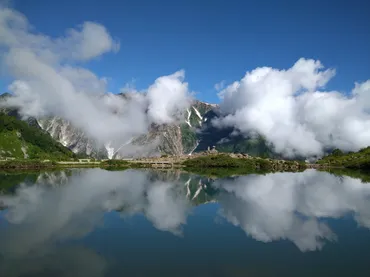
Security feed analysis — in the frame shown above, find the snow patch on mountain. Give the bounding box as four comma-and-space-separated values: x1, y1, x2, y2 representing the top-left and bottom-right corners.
193, 107, 203, 120
185, 108, 192, 127
188, 141, 199, 156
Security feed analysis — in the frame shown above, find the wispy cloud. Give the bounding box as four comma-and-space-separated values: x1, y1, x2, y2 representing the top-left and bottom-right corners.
214, 80, 226, 91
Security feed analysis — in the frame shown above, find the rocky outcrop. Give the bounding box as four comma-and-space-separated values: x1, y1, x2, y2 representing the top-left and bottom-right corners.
37, 117, 104, 158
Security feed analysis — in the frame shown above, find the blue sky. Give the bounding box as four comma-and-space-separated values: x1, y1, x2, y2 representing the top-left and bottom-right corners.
1, 0, 370, 103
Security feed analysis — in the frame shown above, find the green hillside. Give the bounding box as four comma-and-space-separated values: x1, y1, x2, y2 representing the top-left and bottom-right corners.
0, 113, 77, 160
317, 147, 370, 169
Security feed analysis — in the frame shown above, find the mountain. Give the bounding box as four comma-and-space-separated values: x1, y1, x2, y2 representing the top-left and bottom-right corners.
38, 99, 220, 159
0, 113, 77, 160
1, 92, 273, 159
195, 109, 274, 157
0, 94, 77, 160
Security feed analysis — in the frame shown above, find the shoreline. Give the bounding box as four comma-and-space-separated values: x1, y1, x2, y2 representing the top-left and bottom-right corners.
0, 154, 346, 171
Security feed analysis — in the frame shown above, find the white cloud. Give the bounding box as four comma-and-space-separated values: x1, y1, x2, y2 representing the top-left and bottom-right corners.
0, 8, 119, 62
0, 7, 191, 149
146, 70, 191, 125
60, 21, 120, 61
213, 58, 370, 158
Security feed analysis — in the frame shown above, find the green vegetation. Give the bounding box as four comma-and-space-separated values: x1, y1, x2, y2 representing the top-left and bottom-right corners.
180, 123, 198, 153
0, 113, 76, 160
188, 102, 213, 128
100, 159, 130, 169
183, 154, 257, 169
0, 130, 26, 158
99, 159, 151, 170
182, 154, 306, 172
317, 147, 370, 169
215, 135, 273, 158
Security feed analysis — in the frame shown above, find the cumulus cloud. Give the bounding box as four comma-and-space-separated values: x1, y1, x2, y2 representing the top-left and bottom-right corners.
214, 58, 370, 158
0, 7, 191, 148
213, 170, 370, 251
147, 70, 190, 125
61, 21, 120, 61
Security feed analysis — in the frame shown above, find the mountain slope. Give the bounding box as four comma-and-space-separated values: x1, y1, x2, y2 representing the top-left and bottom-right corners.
38, 99, 216, 158
194, 109, 274, 157
0, 112, 77, 160
37, 117, 106, 158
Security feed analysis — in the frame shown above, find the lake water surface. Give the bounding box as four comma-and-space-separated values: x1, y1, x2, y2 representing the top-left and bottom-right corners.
1, 168, 370, 277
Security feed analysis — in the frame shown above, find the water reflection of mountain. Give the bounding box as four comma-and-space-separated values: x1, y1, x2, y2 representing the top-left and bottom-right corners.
0, 169, 77, 193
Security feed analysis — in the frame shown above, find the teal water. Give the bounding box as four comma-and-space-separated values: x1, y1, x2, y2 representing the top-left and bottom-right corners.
1, 168, 370, 277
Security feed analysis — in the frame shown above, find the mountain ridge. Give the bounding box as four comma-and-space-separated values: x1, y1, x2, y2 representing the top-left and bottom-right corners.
0, 92, 273, 159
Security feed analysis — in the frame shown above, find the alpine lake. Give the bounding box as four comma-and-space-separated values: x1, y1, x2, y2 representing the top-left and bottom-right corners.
1, 167, 370, 277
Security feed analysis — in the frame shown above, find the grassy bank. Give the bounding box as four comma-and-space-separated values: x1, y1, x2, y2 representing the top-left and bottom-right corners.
317, 147, 370, 169
99, 160, 152, 170
0, 154, 308, 172
0, 159, 154, 171
182, 154, 307, 172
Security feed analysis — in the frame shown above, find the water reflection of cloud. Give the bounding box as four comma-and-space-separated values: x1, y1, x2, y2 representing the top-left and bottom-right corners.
213, 169, 370, 251
0, 169, 191, 260
2, 168, 370, 260
145, 182, 189, 235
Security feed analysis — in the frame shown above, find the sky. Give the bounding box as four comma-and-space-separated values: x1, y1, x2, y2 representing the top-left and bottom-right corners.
1, 0, 370, 158
1, 0, 369, 103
